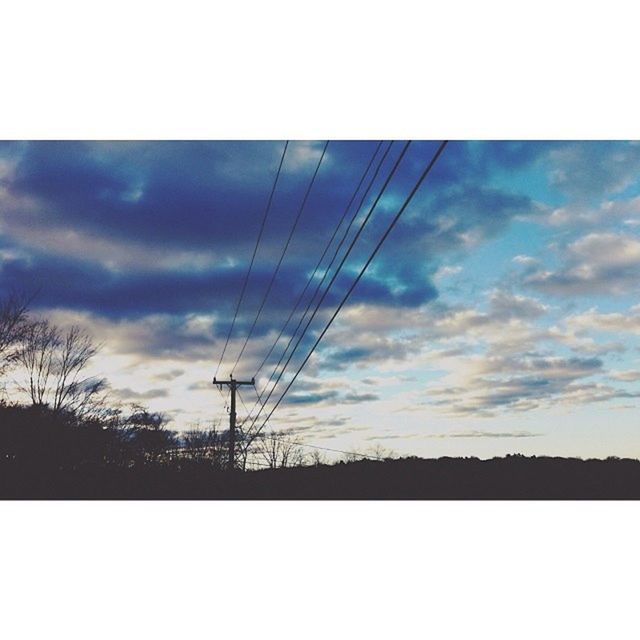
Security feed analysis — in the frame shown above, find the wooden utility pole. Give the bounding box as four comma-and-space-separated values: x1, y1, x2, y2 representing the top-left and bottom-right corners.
213, 375, 255, 470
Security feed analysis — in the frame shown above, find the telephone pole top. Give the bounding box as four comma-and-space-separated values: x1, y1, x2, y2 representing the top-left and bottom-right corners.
213, 374, 255, 470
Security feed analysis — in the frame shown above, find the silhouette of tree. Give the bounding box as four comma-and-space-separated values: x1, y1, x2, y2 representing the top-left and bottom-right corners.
254, 431, 306, 469
308, 449, 326, 466
368, 444, 395, 460
17, 320, 106, 416
123, 405, 174, 463
0, 292, 31, 379
17, 319, 59, 406
181, 426, 226, 468
342, 449, 363, 463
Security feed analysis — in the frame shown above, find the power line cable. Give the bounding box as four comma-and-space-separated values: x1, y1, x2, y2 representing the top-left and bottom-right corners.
214, 141, 289, 378
210, 385, 231, 430
253, 141, 383, 380
248, 431, 387, 461
231, 141, 330, 375
237, 387, 250, 417
247, 141, 410, 434
244, 141, 396, 423
254, 141, 448, 437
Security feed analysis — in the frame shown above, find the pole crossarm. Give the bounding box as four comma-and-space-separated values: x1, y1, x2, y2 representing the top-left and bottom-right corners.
212, 375, 255, 388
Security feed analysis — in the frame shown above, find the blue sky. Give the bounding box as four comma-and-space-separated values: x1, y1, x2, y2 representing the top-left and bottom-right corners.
1, 140, 640, 458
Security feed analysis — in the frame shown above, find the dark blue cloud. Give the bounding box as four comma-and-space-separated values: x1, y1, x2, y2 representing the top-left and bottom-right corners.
6, 140, 383, 258
0, 140, 551, 365
283, 390, 339, 405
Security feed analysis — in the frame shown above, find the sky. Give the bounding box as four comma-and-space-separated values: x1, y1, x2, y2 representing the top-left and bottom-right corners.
1, 140, 640, 459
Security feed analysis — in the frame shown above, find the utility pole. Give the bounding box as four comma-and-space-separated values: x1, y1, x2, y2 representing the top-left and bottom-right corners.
213, 374, 255, 470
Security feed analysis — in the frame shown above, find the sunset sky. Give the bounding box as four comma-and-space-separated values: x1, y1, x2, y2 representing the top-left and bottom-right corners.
2, 140, 640, 459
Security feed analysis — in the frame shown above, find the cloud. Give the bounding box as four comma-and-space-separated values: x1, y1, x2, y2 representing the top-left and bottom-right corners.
0, 140, 556, 380
5, 139, 639, 434
610, 370, 640, 382
352, 181, 543, 308
187, 381, 214, 391
543, 196, 640, 228
524, 232, 640, 296
306, 286, 635, 417
486, 289, 548, 320
425, 430, 542, 439
434, 265, 462, 280
321, 340, 417, 371
545, 323, 626, 356
395, 291, 637, 417
364, 433, 422, 441
547, 141, 640, 200
153, 368, 185, 381
567, 306, 640, 335
283, 390, 340, 405
342, 392, 379, 404
424, 349, 639, 417
280, 387, 379, 408
111, 387, 169, 401
513, 255, 539, 266
314, 290, 553, 383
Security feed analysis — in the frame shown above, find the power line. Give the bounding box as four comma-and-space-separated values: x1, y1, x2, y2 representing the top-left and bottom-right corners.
255, 141, 448, 437
247, 141, 410, 435
231, 141, 330, 375
211, 385, 231, 431
214, 141, 289, 378
245, 141, 396, 424
258, 141, 448, 433
248, 431, 388, 461
252, 141, 383, 380
237, 387, 250, 417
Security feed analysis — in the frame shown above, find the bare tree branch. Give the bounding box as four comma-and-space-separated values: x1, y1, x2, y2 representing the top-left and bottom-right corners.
17, 320, 106, 416
0, 292, 31, 378
253, 431, 306, 469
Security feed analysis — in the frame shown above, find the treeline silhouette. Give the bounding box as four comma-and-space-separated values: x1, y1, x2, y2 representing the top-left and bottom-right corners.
3, 390, 640, 499
2, 396, 640, 499
3, 291, 640, 499
4, 413, 640, 499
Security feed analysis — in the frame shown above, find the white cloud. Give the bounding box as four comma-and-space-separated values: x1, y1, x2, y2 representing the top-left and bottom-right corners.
566, 306, 640, 335
542, 196, 640, 227
610, 370, 640, 382
434, 265, 462, 280
487, 289, 548, 320
548, 142, 640, 199
525, 232, 640, 295
425, 354, 635, 417
513, 254, 538, 266
423, 429, 542, 439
